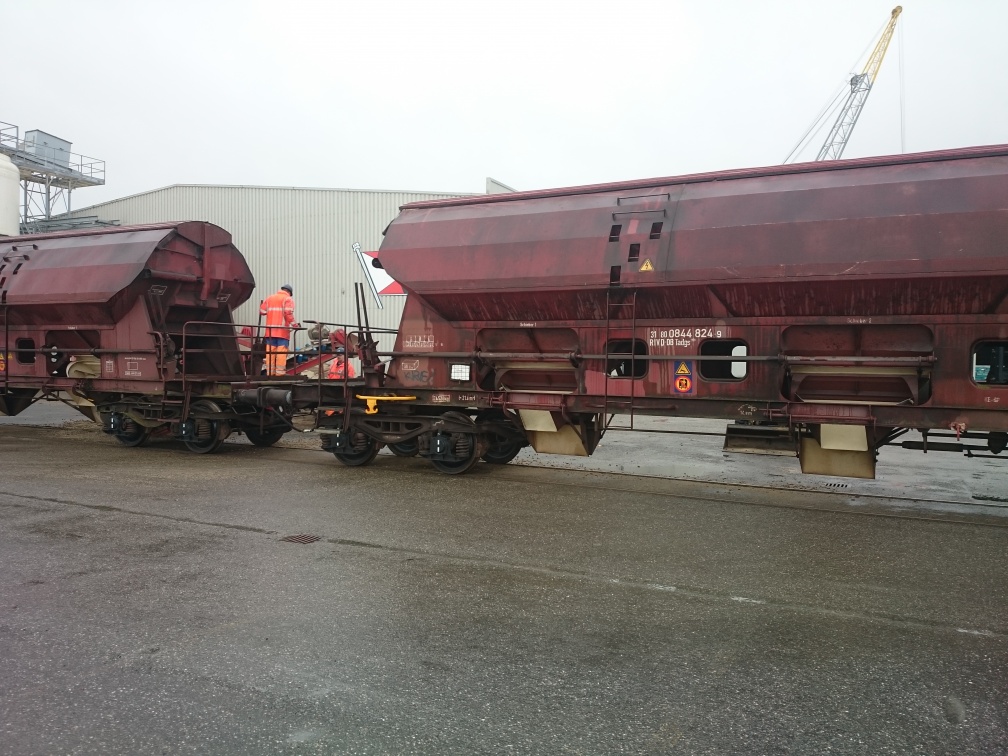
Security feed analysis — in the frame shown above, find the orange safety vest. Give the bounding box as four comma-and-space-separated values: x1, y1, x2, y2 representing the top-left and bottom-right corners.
259, 290, 296, 339
327, 357, 356, 380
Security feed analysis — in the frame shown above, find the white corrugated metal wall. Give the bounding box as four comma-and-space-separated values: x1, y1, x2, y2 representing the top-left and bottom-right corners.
69, 184, 469, 335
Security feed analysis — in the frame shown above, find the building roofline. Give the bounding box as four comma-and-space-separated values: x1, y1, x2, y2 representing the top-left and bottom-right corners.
73, 183, 478, 212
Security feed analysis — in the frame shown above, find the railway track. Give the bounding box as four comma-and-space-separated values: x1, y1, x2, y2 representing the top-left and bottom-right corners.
266, 432, 1008, 528
5, 416, 1006, 527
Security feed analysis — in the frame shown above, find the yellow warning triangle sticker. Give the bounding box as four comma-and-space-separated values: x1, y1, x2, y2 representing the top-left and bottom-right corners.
676, 362, 692, 375
639, 259, 654, 272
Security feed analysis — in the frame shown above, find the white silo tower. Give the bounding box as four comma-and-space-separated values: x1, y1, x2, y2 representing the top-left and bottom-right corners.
0, 153, 19, 236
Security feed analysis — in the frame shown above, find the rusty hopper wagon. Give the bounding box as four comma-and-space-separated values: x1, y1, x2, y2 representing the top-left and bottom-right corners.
311, 144, 1008, 478
0, 221, 292, 451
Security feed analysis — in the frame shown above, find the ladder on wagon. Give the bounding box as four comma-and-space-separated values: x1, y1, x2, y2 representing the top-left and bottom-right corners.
603, 288, 638, 430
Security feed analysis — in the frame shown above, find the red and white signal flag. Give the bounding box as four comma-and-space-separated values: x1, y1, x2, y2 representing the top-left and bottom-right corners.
354, 242, 405, 309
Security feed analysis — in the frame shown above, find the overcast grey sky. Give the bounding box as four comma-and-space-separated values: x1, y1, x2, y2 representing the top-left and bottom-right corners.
4, 0, 1006, 206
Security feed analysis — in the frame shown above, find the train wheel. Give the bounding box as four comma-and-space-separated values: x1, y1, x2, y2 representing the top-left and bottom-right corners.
115, 417, 152, 448
477, 409, 525, 465
481, 437, 523, 465
990, 432, 1008, 455
430, 412, 482, 475
245, 427, 285, 447
184, 400, 230, 454
333, 432, 382, 467
388, 439, 420, 457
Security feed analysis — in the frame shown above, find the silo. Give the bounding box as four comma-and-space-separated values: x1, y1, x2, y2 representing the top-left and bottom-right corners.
0, 153, 19, 236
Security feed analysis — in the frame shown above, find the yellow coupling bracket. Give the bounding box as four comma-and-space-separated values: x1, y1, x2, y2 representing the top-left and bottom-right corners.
356, 394, 417, 415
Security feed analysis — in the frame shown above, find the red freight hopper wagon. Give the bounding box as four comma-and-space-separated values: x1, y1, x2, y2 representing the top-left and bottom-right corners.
329, 145, 1008, 478
0, 221, 290, 451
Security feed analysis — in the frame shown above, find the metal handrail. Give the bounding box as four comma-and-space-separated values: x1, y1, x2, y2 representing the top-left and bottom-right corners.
0, 122, 17, 150
180, 320, 266, 382
0, 120, 105, 182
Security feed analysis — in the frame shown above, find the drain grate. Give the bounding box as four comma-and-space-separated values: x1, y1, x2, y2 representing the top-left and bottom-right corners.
824, 482, 850, 489
280, 533, 322, 544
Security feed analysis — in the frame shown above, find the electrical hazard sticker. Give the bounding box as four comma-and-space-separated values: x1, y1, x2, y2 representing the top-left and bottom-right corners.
673, 360, 695, 394
639, 259, 654, 272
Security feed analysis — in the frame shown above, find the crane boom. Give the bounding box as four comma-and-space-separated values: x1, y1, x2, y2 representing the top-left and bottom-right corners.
816, 6, 902, 161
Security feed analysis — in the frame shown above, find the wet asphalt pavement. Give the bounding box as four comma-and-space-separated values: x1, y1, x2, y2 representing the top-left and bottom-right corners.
1, 407, 1007, 754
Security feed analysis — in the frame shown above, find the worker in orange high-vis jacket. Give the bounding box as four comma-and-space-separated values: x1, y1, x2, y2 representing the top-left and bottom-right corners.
259, 284, 300, 376
324, 346, 357, 416
326, 346, 356, 380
